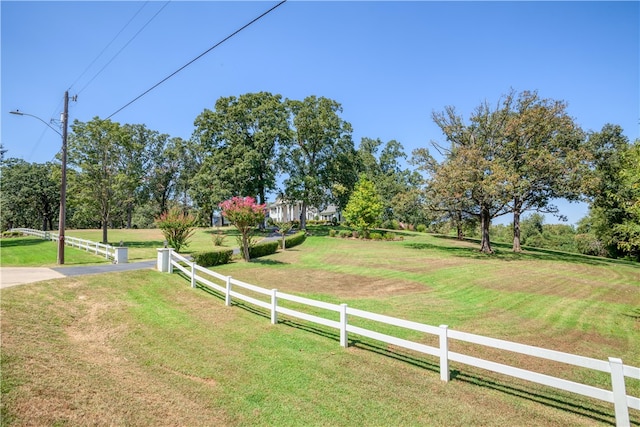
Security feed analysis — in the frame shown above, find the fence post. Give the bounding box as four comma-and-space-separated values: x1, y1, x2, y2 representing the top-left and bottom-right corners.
168, 249, 174, 273
609, 357, 630, 427
190, 262, 197, 288
340, 303, 348, 348
225, 276, 232, 306
439, 325, 450, 382
271, 289, 278, 324
156, 248, 171, 272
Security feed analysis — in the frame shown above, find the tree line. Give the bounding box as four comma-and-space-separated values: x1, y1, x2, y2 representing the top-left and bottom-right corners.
2, 90, 638, 260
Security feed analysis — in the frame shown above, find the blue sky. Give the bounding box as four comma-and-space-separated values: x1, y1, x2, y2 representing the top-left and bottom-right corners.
2, 1, 638, 225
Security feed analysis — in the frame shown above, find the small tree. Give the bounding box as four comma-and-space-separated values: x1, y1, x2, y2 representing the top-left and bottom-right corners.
343, 174, 384, 238
155, 207, 196, 252
220, 196, 266, 261
276, 221, 294, 250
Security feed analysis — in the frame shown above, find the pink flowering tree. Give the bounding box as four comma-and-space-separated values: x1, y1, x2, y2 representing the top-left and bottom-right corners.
219, 196, 266, 261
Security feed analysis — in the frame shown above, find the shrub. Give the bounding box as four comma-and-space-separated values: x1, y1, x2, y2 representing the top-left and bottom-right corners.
212, 230, 226, 246
1, 231, 24, 238
281, 231, 306, 249
192, 249, 233, 267
155, 207, 196, 252
339, 230, 352, 238
329, 229, 337, 237
416, 224, 427, 233
248, 241, 279, 259
384, 232, 397, 241
369, 232, 383, 240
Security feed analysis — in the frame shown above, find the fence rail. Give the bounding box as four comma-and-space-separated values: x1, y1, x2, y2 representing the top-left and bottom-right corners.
11, 228, 127, 263
158, 248, 639, 426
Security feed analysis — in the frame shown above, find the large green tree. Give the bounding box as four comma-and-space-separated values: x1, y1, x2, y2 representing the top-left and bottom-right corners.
419, 100, 514, 253
67, 117, 123, 243
0, 159, 59, 231
191, 92, 290, 212
282, 96, 356, 229
583, 124, 634, 258
502, 90, 587, 252
357, 137, 424, 225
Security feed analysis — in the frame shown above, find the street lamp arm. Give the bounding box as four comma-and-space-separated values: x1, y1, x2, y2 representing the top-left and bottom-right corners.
10, 110, 63, 137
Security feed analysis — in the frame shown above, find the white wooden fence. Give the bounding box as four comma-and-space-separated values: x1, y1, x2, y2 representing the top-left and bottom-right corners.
11, 228, 127, 263
157, 248, 639, 426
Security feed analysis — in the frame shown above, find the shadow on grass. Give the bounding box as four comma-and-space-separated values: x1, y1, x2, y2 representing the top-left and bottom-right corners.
117, 240, 165, 248
176, 273, 628, 426
0, 237, 49, 248
417, 235, 638, 267
251, 259, 289, 266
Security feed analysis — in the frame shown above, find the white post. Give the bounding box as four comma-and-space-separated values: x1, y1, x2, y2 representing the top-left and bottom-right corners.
609, 357, 630, 427
225, 276, 232, 306
168, 248, 173, 273
439, 325, 450, 382
114, 247, 128, 264
190, 262, 196, 288
95, 242, 98, 255
271, 289, 278, 324
157, 248, 171, 272
340, 303, 348, 348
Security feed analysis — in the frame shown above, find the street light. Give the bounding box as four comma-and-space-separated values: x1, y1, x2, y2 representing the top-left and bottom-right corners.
9, 110, 63, 137
9, 91, 69, 264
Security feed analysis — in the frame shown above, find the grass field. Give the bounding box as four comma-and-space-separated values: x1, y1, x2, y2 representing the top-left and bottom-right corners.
1, 227, 639, 426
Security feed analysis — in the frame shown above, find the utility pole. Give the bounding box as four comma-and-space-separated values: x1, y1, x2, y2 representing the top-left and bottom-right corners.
57, 91, 69, 265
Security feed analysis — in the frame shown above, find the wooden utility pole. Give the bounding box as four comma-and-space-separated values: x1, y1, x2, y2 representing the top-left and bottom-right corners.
57, 91, 69, 264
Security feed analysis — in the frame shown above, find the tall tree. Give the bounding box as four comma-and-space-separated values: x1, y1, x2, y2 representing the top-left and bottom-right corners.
282, 96, 355, 229
422, 99, 513, 253
502, 90, 587, 252
67, 117, 123, 243
0, 159, 59, 231
357, 137, 422, 224
584, 124, 632, 257
191, 92, 290, 210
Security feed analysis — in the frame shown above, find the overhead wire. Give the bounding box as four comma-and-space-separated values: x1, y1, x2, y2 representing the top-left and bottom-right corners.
67, 1, 150, 93
77, 1, 171, 96
106, 0, 287, 120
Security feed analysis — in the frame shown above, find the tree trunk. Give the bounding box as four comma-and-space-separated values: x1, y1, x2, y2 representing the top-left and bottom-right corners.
241, 230, 251, 262
42, 215, 48, 231
455, 210, 464, 240
102, 218, 109, 244
479, 205, 493, 254
300, 201, 307, 230
512, 197, 522, 252
126, 203, 133, 229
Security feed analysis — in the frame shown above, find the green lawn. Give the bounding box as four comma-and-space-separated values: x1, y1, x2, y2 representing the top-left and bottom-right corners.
1, 228, 638, 426
0, 236, 111, 267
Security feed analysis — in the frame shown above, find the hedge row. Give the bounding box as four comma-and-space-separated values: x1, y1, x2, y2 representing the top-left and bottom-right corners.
192, 249, 233, 267
249, 241, 279, 259
280, 231, 306, 249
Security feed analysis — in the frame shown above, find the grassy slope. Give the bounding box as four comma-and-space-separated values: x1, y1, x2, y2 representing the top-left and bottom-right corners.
1, 229, 638, 426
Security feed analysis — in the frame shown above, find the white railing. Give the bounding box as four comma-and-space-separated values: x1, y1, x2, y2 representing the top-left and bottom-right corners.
11, 228, 127, 263
158, 248, 639, 427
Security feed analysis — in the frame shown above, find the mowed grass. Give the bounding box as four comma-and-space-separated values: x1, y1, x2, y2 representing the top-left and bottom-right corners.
1, 229, 639, 426
66, 227, 251, 261
0, 237, 111, 267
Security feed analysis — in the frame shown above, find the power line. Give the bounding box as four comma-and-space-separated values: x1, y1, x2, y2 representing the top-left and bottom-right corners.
106, 0, 287, 120
68, 1, 150, 92
77, 1, 171, 95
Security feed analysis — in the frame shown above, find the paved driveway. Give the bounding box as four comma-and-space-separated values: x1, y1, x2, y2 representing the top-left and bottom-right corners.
0, 267, 66, 289
0, 260, 156, 289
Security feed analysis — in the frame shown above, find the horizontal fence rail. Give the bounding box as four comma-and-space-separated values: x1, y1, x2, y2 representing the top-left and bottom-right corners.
157, 248, 639, 427
10, 228, 127, 263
